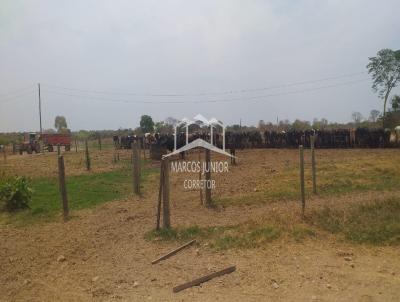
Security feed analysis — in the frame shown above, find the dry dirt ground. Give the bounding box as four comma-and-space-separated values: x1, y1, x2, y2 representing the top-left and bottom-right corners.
1, 149, 400, 301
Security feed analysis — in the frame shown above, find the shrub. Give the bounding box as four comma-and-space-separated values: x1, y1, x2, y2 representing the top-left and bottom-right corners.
0, 176, 32, 212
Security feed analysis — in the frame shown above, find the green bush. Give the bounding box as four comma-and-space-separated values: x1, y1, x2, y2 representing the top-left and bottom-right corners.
0, 176, 32, 212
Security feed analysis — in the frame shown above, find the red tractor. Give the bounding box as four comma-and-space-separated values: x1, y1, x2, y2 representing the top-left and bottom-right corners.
18, 133, 41, 154
41, 133, 71, 152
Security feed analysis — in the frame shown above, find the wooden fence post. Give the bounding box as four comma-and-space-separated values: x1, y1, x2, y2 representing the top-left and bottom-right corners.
138, 140, 142, 176
162, 158, 171, 228
299, 145, 305, 217
75, 139, 78, 153
57, 156, 69, 221
230, 148, 236, 165
57, 144, 61, 156
205, 149, 212, 207
311, 135, 317, 194
3, 145, 7, 163
85, 140, 91, 171
156, 160, 164, 230
132, 142, 140, 195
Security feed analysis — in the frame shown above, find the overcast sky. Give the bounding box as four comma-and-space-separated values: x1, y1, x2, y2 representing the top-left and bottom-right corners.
0, 0, 399, 132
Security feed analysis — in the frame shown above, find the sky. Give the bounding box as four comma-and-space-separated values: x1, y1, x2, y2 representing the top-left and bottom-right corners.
0, 0, 399, 132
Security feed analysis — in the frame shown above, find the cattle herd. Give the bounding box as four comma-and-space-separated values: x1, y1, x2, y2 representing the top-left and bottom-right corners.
113, 128, 399, 152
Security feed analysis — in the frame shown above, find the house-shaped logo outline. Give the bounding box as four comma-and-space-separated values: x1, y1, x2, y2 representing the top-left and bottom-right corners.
163, 114, 236, 159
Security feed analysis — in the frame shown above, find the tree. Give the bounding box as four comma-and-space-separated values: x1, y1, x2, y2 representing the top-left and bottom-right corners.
258, 120, 266, 131
154, 121, 173, 134
164, 117, 179, 126
312, 118, 328, 130
291, 119, 311, 131
54, 116, 67, 132
367, 49, 400, 117
133, 127, 143, 136
229, 124, 241, 131
369, 110, 380, 123
391, 95, 400, 111
139, 115, 154, 133
76, 130, 90, 140
278, 119, 291, 131
351, 112, 363, 124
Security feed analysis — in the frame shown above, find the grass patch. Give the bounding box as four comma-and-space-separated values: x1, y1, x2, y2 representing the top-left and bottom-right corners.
145, 225, 236, 241
292, 226, 317, 242
0, 164, 158, 225
145, 224, 281, 250
311, 198, 400, 245
212, 226, 281, 250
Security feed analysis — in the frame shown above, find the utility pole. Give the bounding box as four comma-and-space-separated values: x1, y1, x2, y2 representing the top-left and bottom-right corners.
38, 83, 42, 135
38, 83, 43, 152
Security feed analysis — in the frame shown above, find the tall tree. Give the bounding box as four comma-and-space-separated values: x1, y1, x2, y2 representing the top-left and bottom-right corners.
54, 116, 67, 132
351, 112, 363, 124
258, 120, 266, 131
312, 118, 328, 130
139, 115, 154, 133
369, 109, 380, 123
154, 121, 173, 134
164, 117, 179, 126
367, 49, 400, 117
291, 119, 311, 131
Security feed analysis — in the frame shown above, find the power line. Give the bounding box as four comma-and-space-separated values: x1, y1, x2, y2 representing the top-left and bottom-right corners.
42, 78, 370, 104
0, 90, 36, 104
42, 71, 366, 97
0, 72, 370, 105
0, 85, 35, 97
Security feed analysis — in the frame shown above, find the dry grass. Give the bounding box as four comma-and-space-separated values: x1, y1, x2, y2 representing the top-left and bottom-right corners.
308, 197, 400, 245
206, 148, 400, 206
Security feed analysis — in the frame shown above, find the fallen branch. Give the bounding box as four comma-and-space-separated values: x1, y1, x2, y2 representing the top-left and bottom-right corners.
151, 239, 196, 264
173, 266, 236, 293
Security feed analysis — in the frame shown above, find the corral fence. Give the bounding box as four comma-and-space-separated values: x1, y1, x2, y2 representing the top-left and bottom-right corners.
147, 128, 400, 151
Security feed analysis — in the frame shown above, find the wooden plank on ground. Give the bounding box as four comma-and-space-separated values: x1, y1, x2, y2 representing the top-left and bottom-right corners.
173, 266, 236, 293
151, 240, 196, 265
